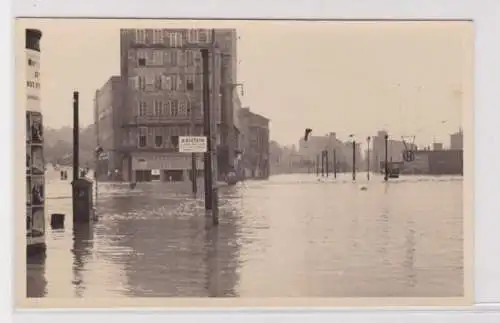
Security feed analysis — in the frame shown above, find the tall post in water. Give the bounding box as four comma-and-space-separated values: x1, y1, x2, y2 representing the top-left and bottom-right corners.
94, 90, 99, 211
190, 80, 197, 196
321, 151, 325, 176
325, 150, 329, 177
73, 91, 80, 183
72, 91, 80, 224
333, 149, 337, 179
201, 48, 213, 211
352, 140, 356, 181
384, 134, 389, 181
316, 154, 320, 176
366, 136, 371, 181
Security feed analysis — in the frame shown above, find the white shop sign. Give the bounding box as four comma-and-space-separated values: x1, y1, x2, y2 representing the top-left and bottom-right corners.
178, 136, 207, 153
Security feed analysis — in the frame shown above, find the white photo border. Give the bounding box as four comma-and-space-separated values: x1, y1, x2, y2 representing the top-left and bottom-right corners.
4, 0, 500, 322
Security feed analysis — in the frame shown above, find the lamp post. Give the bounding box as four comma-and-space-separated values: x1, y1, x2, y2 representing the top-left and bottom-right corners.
366, 136, 371, 181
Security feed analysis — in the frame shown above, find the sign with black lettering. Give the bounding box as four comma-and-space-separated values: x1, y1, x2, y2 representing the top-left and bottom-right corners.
178, 136, 207, 153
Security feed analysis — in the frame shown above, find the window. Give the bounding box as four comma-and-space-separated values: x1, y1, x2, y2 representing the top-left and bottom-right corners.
164, 101, 171, 115
187, 29, 198, 43
199, 29, 209, 43
136, 30, 146, 44
176, 74, 184, 91
152, 50, 163, 65
138, 101, 147, 116
155, 135, 163, 147
155, 75, 163, 90
145, 75, 155, 91
170, 75, 177, 90
154, 100, 162, 116
138, 76, 146, 90
176, 32, 184, 47
186, 74, 195, 91
170, 50, 178, 66
161, 75, 172, 90
170, 100, 179, 117
168, 32, 178, 47
186, 50, 194, 66
153, 29, 164, 44
138, 127, 147, 147
178, 50, 185, 66
178, 100, 187, 117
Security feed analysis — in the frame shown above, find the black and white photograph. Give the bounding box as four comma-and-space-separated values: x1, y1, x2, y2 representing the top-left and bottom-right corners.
30, 176, 44, 207
29, 111, 43, 144
31, 146, 44, 175
26, 112, 32, 143
18, 19, 473, 307
26, 144, 31, 175
26, 207, 32, 232
30, 207, 45, 238
26, 177, 31, 206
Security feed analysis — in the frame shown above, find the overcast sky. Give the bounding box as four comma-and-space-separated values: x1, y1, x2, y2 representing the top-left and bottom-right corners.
18, 19, 472, 148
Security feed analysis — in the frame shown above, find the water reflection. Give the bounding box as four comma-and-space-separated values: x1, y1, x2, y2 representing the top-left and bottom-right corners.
26, 173, 463, 298
26, 252, 47, 298
71, 223, 94, 298
95, 183, 241, 297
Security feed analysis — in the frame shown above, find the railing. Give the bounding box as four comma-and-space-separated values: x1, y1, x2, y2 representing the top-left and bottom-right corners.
122, 115, 203, 127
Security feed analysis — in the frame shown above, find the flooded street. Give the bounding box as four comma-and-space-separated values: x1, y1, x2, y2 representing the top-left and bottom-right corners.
27, 172, 463, 298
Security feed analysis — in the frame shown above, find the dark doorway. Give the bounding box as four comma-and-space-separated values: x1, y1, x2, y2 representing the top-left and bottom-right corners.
162, 170, 183, 182
135, 170, 152, 182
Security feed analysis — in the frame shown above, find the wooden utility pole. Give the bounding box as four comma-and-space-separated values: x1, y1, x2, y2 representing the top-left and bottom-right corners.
384, 134, 389, 181
333, 149, 337, 179
367, 136, 371, 181
72, 91, 79, 184
352, 140, 356, 181
201, 49, 213, 210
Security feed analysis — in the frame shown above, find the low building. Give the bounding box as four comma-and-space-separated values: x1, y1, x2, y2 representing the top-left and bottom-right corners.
403, 149, 463, 175
238, 107, 270, 179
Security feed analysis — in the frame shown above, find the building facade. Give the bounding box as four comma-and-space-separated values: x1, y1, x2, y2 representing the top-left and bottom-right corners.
26, 28, 46, 255
238, 107, 270, 179
118, 28, 237, 182
298, 132, 362, 172
371, 130, 417, 172
450, 129, 463, 150
94, 76, 123, 180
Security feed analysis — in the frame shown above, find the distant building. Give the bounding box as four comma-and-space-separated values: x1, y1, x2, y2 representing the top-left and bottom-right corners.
404, 150, 463, 175
298, 132, 362, 172
94, 76, 123, 180
371, 130, 417, 172
450, 129, 463, 150
238, 107, 270, 179
432, 142, 444, 151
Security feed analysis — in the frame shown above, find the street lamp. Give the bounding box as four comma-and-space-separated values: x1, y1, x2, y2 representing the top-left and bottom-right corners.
349, 134, 356, 181
366, 136, 371, 181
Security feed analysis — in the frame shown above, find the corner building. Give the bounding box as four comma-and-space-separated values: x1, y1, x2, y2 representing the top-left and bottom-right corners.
119, 28, 237, 182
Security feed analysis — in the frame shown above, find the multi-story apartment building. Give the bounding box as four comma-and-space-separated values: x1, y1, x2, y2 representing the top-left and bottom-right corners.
94, 76, 123, 180
118, 28, 238, 182
238, 107, 270, 179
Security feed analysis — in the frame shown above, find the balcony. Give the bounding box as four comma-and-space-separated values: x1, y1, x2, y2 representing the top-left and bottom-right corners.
122, 114, 203, 127
118, 144, 179, 153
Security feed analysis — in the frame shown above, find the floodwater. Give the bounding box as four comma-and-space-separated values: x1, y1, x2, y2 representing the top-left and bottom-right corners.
27, 170, 464, 298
